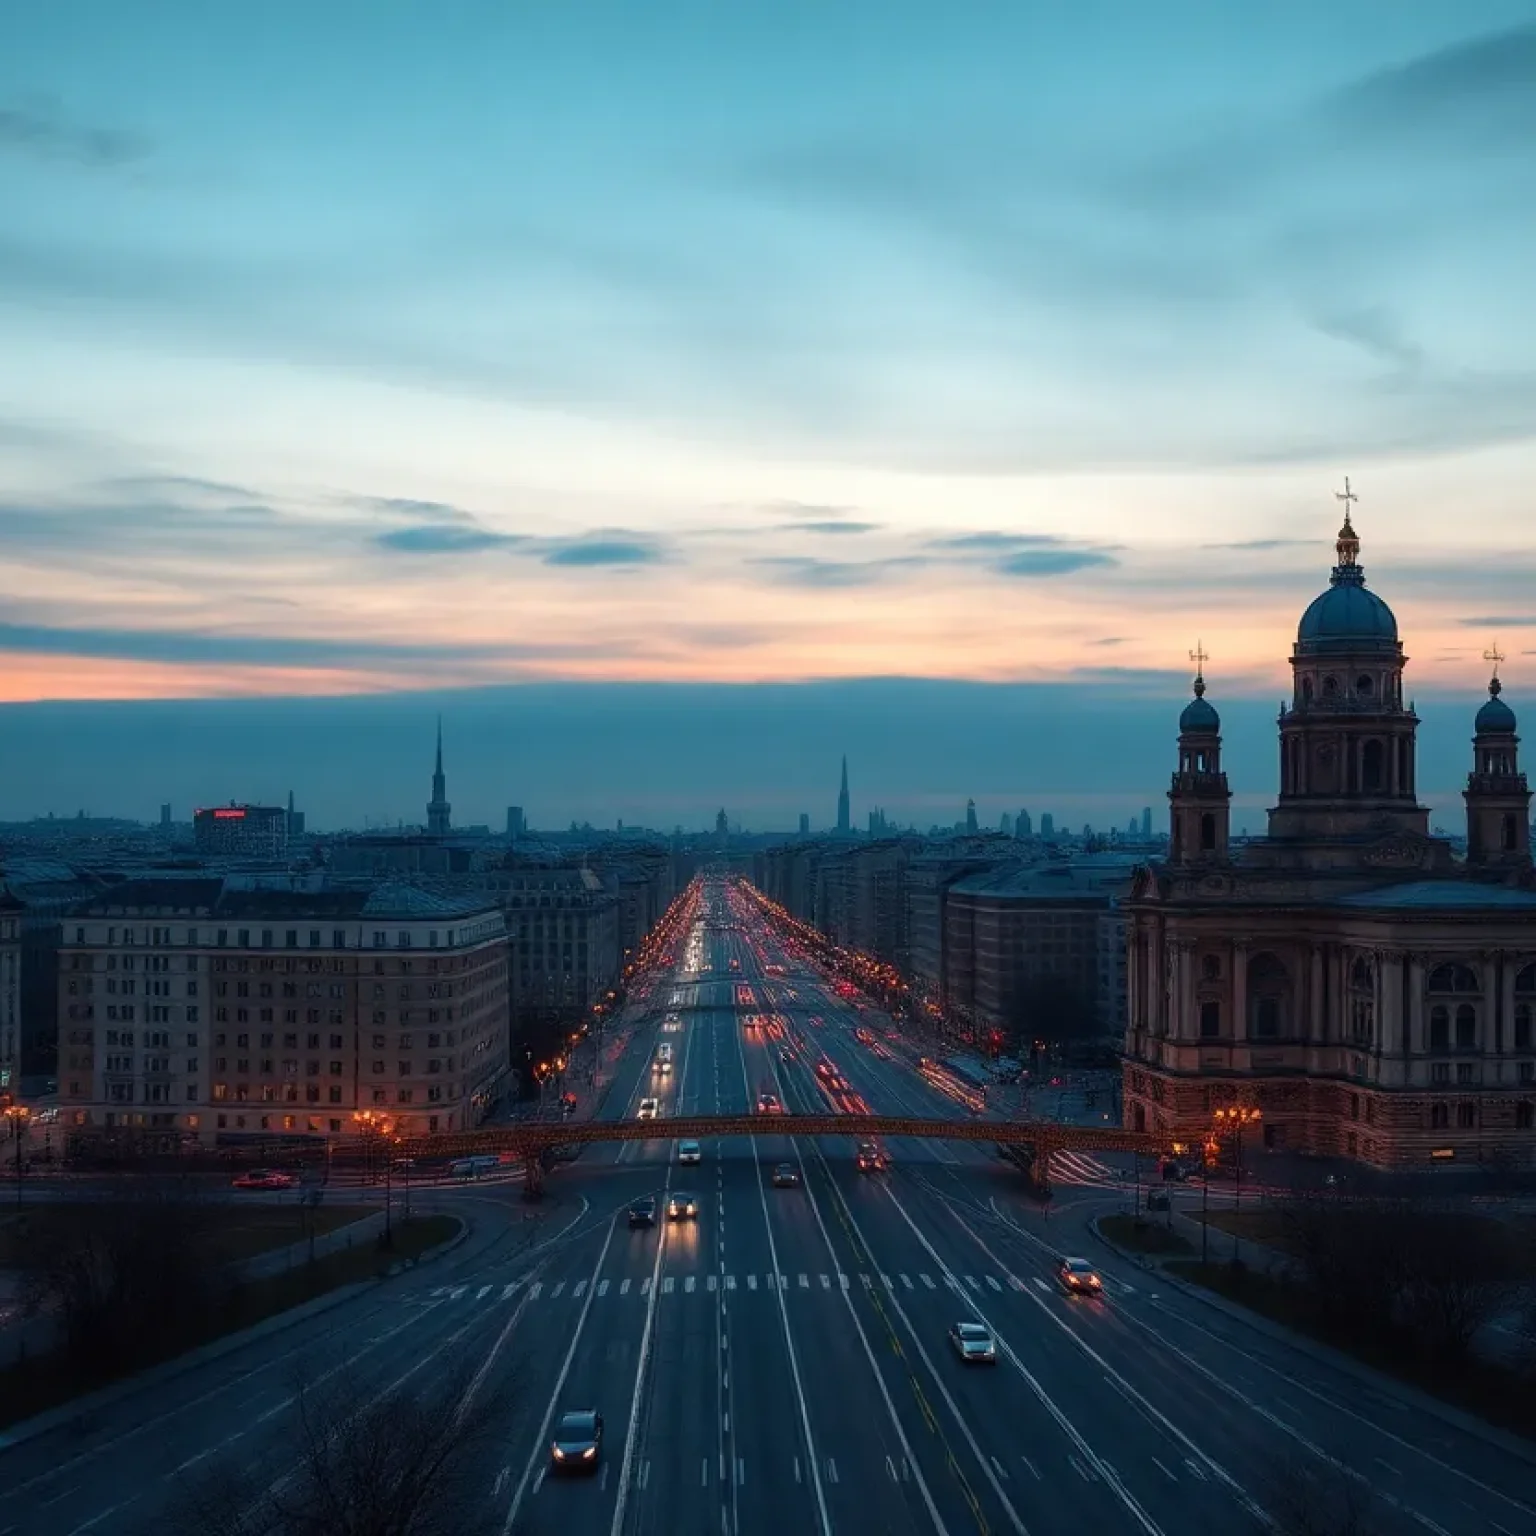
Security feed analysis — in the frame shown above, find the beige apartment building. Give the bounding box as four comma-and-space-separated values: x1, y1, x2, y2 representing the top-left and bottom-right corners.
59, 878, 508, 1146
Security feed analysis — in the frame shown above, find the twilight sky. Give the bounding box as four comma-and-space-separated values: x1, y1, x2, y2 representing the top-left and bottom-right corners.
2, 5, 1535, 824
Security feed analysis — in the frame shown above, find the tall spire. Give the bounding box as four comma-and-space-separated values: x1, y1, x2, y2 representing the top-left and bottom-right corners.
837, 754, 850, 834
427, 715, 451, 835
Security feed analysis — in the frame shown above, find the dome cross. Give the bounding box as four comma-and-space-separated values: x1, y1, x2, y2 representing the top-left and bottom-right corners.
1484, 641, 1505, 682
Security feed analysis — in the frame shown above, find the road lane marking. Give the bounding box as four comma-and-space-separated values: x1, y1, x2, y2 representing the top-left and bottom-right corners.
449, 1286, 466, 1299
641, 1277, 652, 1295
1019, 1457, 1040, 1480
620, 1278, 631, 1295
685, 1277, 696, 1293
725, 1274, 736, 1289
921, 1274, 935, 1288
597, 1280, 609, 1297
827, 1459, 839, 1484
1152, 1458, 1177, 1481
799, 1274, 810, 1289
549, 1282, 565, 1299
527, 1282, 542, 1299
477, 1285, 492, 1300
1032, 1278, 1050, 1292
985, 1276, 1002, 1292
747, 1274, 757, 1290
501, 1283, 518, 1299
707, 1274, 717, 1291
900, 1274, 913, 1289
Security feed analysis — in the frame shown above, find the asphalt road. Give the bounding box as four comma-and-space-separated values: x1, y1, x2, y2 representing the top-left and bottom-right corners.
4, 881, 1535, 1536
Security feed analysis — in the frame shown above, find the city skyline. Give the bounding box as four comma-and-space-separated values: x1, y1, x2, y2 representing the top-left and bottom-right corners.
4, 6, 1536, 704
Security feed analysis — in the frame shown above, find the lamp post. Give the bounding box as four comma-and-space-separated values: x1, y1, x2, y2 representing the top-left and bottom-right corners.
353, 1110, 393, 1246
1213, 1105, 1261, 1262
4, 1105, 29, 1207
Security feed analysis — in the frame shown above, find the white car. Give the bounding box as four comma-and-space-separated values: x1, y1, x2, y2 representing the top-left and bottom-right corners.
637, 1098, 660, 1121
677, 1140, 702, 1165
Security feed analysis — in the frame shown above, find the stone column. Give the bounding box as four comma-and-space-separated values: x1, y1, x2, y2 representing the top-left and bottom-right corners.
1231, 942, 1248, 1042
1407, 954, 1426, 1056
1379, 951, 1403, 1055
1500, 954, 1515, 1054
1309, 948, 1325, 1042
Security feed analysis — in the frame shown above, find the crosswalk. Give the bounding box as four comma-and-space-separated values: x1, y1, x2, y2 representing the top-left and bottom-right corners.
426, 1270, 1137, 1305
1049, 1151, 1121, 1187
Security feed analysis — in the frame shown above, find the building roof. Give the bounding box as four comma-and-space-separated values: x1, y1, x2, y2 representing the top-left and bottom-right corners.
1333, 880, 1536, 911
1295, 516, 1398, 647
1178, 675, 1220, 733
74, 877, 499, 922
949, 862, 1133, 901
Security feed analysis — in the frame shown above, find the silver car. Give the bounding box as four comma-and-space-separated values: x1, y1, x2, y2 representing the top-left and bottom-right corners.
948, 1322, 997, 1364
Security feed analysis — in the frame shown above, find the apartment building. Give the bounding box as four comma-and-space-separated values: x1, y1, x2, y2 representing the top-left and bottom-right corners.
58, 878, 508, 1145
0, 888, 20, 1095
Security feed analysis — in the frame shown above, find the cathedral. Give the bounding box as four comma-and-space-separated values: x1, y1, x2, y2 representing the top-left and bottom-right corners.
1122, 502, 1536, 1171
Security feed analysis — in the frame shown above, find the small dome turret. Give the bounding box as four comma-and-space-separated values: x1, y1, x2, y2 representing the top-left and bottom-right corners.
1180, 675, 1221, 733
1475, 675, 1517, 735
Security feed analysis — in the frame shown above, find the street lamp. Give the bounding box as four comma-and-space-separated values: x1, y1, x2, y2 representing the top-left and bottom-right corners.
353, 1110, 394, 1246
1213, 1105, 1262, 1262
4, 1105, 28, 1207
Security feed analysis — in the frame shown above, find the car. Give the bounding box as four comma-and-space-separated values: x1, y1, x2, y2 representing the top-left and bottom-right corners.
948, 1322, 997, 1364
1145, 1188, 1171, 1212
652, 1058, 672, 1076
779, 1048, 793, 1064
855, 1143, 885, 1173
637, 1098, 660, 1121
666, 1191, 699, 1220
677, 1140, 702, 1165
756, 1092, 782, 1114
549, 1409, 603, 1473
231, 1169, 295, 1190
628, 1197, 657, 1228
771, 1162, 801, 1188
1058, 1257, 1103, 1296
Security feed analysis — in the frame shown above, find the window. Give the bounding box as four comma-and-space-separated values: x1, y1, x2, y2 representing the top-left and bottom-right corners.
1515, 1004, 1532, 1052
1198, 1001, 1220, 1038
1431, 1063, 1450, 1085
1429, 1007, 1450, 1052
1456, 1063, 1475, 1085
1430, 1102, 1449, 1129
1456, 1101, 1476, 1129
1455, 1004, 1477, 1051
1517, 1102, 1535, 1131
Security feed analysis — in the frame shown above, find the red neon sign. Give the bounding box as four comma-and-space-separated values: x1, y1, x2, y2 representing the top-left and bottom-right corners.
213, 808, 247, 819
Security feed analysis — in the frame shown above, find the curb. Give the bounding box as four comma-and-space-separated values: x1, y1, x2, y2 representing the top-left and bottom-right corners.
405, 1215, 471, 1267
1089, 1215, 1536, 1469
0, 1281, 374, 1455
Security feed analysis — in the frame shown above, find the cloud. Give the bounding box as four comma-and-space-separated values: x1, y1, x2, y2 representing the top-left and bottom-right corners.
0, 621, 601, 669
543, 536, 667, 568
927, 532, 1070, 552
1088, 637, 1129, 648
760, 501, 859, 521
780, 520, 881, 535
993, 548, 1118, 577
352, 495, 478, 525
1201, 539, 1311, 551
376, 525, 521, 554
1458, 616, 1536, 628
0, 100, 150, 168
1312, 306, 1425, 372
750, 556, 924, 589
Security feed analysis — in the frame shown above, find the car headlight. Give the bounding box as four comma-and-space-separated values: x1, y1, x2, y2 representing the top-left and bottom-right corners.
582, 1446, 597, 1459
552, 1447, 566, 1459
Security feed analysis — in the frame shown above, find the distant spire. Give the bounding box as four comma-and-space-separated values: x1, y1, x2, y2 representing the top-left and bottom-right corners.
427, 715, 451, 834
837, 754, 851, 833
435, 714, 443, 776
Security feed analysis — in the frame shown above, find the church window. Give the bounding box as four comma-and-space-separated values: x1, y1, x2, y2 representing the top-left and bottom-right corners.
1456, 1101, 1476, 1130
1455, 1004, 1477, 1051
1428, 963, 1479, 994
1200, 813, 1216, 852
1502, 814, 1518, 852
1301, 677, 1314, 703
1361, 739, 1384, 793
1429, 1006, 1450, 1052
1517, 1102, 1535, 1131
1199, 1001, 1220, 1038
1248, 952, 1289, 1038
1355, 674, 1374, 697
1322, 675, 1339, 698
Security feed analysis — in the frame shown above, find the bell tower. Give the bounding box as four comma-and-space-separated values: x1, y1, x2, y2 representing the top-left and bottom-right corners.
1464, 647, 1531, 870
1269, 485, 1428, 844
1168, 643, 1231, 866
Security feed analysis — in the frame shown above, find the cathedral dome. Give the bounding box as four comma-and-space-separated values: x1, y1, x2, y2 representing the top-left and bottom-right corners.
1297, 583, 1398, 644
1295, 511, 1398, 647
1180, 678, 1220, 733
1475, 677, 1517, 735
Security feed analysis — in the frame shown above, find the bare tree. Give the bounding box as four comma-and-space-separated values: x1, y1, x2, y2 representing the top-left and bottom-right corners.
1259, 1454, 1393, 1536
160, 1351, 509, 1536
21, 1171, 226, 1380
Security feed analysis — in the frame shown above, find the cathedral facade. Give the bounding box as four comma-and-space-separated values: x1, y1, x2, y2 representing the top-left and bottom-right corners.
1122, 510, 1536, 1171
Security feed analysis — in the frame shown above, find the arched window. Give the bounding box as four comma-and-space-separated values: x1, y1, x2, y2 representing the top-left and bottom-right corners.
1455, 1004, 1477, 1051
1362, 739, 1384, 793
1248, 952, 1290, 1039
1428, 963, 1480, 994
1356, 674, 1374, 697
1200, 812, 1216, 852
1323, 676, 1339, 698
1430, 1005, 1450, 1052
1430, 1102, 1449, 1129
1517, 1101, 1535, 1131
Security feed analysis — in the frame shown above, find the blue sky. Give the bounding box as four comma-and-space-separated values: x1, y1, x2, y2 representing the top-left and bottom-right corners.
2, 4, 1535, 822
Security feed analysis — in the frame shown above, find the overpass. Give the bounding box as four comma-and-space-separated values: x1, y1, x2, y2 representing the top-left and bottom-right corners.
375, 1114, 1164, 1195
